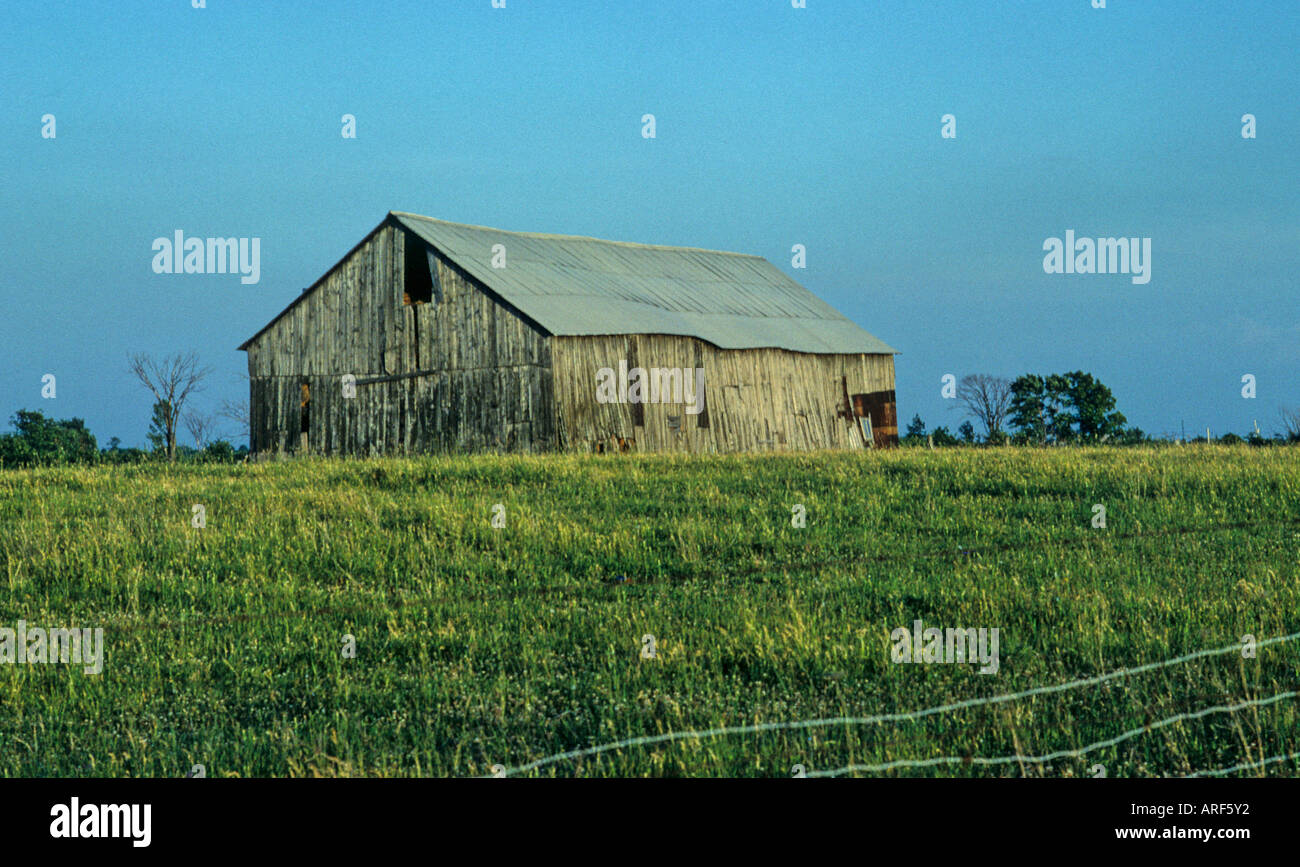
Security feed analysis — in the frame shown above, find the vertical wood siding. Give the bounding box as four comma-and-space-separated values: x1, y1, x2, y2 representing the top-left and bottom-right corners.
245, 224, 553, 455
549, 334, 895, 453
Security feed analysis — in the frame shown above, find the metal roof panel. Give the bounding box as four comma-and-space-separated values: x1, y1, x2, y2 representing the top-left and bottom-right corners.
393, 212, 896, 355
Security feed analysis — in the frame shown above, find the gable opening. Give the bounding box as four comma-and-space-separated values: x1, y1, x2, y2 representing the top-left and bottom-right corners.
403, 234, 436, 306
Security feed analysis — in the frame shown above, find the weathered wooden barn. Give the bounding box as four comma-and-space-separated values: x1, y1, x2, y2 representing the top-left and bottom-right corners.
238, 212, 898, 455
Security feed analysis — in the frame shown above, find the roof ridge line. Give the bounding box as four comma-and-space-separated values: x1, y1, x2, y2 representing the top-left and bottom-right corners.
390, 211, 766, 259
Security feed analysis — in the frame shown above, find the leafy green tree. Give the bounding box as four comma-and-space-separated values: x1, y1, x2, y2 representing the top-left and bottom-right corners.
201, 440, 237, 463
1044, 374, 1076, 442
146, 400, 171, 454
0, 410, 98, 467
1060, 371, 1126, 442
1112, 427, 1149, 445
901, 414, 927, 446
930, 426, 960, 447
1010, 371, 1127, 444
958, 421, 976, 443
1009, 374, 1049, 444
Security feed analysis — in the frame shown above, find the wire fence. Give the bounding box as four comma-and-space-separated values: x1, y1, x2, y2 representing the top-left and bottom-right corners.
497, 630, 1300, 777
805, 690, 1298, 777
1185, 749, 1300, 779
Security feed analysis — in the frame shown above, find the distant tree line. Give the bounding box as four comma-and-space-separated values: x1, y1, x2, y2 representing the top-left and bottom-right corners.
902, 371, 1300, 447
0, 351, 249, 469
0, 408, 248, 468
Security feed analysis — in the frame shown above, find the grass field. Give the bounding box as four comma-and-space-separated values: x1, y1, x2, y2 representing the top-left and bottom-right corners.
1, 446, 1297, 778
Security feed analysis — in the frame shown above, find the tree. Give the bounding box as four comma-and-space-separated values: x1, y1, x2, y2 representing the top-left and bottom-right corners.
955, 374, 1012, 441
218, 397, 250, 442
129, 352, 211, 461
1043, 374, 1076, 442
219, 373, 251, 443
1009, 371, 1126, 444
183, 409, 216, 449
902, 414, 927, 446
1060, 371, 1126, 442
931, 426, 960, 447
201, 440, 237, 463
1009, 374, 1051, 444
0, 410, 98, 467
958, 421, 976, 443
1113, 427, 1149, 446
146, 401, 171, 454
1279, 407, 1300, 443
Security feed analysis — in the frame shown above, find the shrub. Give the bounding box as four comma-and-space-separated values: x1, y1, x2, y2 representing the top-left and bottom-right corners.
0, 410, 98, 468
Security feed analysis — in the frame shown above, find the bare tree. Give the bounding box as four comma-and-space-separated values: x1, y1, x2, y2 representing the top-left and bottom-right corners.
218, 397, 250, 442
955, 374, 1013, 441
1279, 407, 1300, 441
215, 372, 251, 444
128, 352, 212, 461
183, 409, 216, 449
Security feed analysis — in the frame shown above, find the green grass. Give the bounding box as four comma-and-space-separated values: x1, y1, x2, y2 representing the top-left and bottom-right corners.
1, 446, 1297, 777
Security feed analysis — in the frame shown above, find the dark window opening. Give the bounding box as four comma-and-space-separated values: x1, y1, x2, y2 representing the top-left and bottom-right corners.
629, 338, 644, 427
838, 376, 853, 419
694, 342, 709, 428
299, 381, 310, 453
411, 305, 421, 370
403, 235, 434, 306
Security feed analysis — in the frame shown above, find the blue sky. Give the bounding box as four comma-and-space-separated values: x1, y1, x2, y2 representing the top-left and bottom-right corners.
1, 0, 1296, 446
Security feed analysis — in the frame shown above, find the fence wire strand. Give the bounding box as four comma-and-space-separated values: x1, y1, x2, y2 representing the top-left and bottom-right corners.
806, 690, 1298, 777
1184, 750, 1300, 779
497, 629, 1300, 776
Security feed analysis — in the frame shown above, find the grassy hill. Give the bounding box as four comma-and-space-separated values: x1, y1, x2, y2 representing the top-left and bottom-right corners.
1, 446, 1297, 777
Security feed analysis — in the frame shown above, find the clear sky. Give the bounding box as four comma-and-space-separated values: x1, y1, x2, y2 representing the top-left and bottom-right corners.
1, 1, 1296, 446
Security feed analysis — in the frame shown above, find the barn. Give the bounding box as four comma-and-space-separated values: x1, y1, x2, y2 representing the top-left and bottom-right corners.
238, 211, 898, 455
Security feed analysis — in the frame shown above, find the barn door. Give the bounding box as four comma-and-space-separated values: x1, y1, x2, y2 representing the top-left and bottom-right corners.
852, 390, 898, 448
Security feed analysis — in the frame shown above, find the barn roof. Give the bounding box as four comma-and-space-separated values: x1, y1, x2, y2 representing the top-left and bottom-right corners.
240, 212, 896, 354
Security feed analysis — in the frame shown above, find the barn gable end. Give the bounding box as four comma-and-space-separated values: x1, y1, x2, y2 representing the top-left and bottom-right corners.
242, 217, 554, 455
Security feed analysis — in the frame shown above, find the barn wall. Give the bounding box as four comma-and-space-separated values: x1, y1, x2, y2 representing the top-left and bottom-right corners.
549, 334, 896, 453
245, 223, 553, 455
